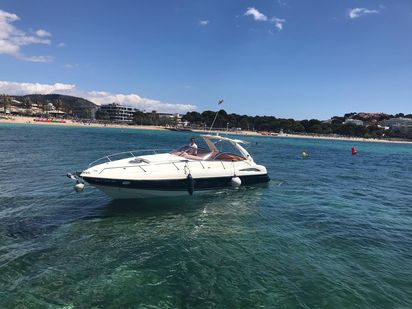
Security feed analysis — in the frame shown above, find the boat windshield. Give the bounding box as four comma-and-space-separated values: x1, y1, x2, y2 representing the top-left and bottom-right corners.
170, 145, 213, 160
210, 139, 247, 161
170, 139, 246, 162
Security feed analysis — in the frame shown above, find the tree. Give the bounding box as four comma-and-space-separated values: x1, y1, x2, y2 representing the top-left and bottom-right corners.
344, 112, 357, 119
23, 97, 32, 109
132, 111, 154, 125
182, 111, 202, 124
177, 110, 411, 140
96, 110, 110, 121
0, 94, 12, 113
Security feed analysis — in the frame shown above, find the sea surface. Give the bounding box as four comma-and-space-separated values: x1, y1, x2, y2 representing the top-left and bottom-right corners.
0, 123, 411, 308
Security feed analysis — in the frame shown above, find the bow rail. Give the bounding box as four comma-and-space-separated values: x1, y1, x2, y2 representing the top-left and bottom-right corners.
88, 149, 171, 167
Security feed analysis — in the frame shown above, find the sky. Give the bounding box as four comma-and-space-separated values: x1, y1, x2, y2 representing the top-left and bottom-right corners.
0, 0, 411, 119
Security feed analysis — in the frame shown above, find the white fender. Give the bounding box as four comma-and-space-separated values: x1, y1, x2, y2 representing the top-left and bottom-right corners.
74, 182, 85, 192
231, 176, 242, 188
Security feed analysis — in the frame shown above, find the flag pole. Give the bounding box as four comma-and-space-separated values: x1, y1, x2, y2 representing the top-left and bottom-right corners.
208, 99, 224, 134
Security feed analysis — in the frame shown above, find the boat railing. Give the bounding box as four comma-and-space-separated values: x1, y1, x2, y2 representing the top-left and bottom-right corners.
88, 149, 172, 167
95, 156, 253, 175
96, 159, 190, 174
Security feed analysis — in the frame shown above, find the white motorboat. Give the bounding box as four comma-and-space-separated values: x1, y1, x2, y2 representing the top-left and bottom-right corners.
69, 134, 269, 199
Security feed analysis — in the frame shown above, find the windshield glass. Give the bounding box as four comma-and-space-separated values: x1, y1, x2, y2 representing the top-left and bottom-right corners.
209, 140, 246, 159
170, 138, 247, 161
170, 145, 212, 158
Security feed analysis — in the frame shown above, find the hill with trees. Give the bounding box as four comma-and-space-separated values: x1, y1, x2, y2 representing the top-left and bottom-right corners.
11, 94, 98, 118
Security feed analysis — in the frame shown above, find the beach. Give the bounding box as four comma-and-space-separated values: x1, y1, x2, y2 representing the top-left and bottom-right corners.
0, 115, 166, 131
1, 115, 411, 144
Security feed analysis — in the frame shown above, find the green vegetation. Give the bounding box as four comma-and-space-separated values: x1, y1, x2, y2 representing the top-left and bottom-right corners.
0, 94, 12, 112
12, 94, 98, 118
131, 111, 179, 126
182, 110, 412, 139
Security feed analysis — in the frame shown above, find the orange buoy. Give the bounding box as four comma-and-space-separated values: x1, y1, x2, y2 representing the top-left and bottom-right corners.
351, 147, 358, 155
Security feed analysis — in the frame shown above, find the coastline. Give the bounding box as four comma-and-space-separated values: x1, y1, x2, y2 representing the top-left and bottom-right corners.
272, 133, 412, 144
1, 115, 411, 145
0, 115, 166, 131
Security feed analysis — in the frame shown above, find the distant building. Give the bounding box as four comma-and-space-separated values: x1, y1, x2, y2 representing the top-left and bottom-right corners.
1, 99, 65, 116
9, 105, 29, 115
149, 111, 184, 126
384, 117, 412, 136
99, 103, 137, 123
343, 119, 364, 126
30, 104, 43, 115
158, 112, 181, 120
44, 102, 66, 117
377, 124, 390, 130
357, 112, 386, 121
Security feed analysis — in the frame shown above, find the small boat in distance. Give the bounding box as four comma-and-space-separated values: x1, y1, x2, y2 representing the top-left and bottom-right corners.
166, 127, 193, 132
68, 134, 269, 199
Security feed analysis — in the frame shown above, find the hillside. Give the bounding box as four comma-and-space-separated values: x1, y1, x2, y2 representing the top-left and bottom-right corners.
13, 94, 98, 118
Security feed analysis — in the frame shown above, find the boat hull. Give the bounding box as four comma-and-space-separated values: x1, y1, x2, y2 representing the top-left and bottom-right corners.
83, 174, 269, 199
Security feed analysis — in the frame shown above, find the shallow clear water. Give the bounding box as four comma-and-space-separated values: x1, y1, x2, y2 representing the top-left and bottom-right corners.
1, 123, 411, 308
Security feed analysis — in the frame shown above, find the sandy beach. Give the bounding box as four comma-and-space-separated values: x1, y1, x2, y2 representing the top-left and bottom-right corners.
0, 115, 166, 131
1, 115, 411, 144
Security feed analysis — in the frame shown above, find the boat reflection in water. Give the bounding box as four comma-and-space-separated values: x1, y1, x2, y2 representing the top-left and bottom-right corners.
100, 184, 269, 224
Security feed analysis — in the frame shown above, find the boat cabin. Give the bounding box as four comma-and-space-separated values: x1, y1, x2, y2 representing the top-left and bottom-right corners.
171, 135, 253, 162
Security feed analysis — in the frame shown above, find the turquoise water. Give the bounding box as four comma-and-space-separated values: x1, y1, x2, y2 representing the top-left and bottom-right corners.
1, 123, 411, 308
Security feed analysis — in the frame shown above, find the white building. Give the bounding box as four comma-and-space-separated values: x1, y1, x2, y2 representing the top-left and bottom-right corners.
99, 103, 137, 123
343, 119, 364, 126
44, 102, 66, 117
384, 117, 412, 136
148, 112, 183, 125
158, 113, 181, 119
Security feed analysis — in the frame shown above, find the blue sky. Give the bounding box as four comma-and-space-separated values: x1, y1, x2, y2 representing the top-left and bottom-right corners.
0, 0, 411, 119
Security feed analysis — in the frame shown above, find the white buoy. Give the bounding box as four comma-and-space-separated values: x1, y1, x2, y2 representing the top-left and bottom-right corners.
231, 176, 242, 188
74, 182, 85, 192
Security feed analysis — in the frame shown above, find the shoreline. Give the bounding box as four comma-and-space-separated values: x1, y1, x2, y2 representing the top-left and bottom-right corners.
1, 115, 411, 145
0, 115, 166, 131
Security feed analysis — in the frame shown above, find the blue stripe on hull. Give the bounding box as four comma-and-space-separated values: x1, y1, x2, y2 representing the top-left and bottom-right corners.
82, 174, 270, 191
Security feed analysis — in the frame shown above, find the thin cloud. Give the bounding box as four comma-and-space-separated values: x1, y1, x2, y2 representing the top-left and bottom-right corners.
0, 80, 196, 113
244, 7, 285, 31
21, 55, 54, 62
348, 8, 379, 19
199, 20, 209, 26
244, 7, 268, 21
277, 0, 287, 7
57, 42, 66, 48
0, 9, 53, 62
35, 29, 51, 37
271, 17, 285, 31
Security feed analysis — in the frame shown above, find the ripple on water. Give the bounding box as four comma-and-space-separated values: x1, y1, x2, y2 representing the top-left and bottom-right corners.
0, 124, 412, 308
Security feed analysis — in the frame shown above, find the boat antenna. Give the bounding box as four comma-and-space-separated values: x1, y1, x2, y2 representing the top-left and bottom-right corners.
208, 99, 224, 134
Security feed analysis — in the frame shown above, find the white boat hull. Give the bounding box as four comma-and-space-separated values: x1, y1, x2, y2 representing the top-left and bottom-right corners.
86, 173, 269, 200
